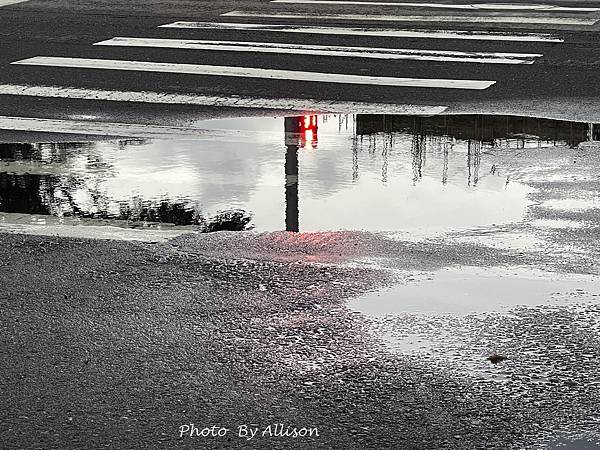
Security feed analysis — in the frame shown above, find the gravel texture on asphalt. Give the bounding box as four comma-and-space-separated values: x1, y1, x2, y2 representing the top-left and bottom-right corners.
1, 228, 599, 449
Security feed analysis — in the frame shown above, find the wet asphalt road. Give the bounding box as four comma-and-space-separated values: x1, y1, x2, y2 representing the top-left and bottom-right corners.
1, 0, 600, 448
0, 0, 600, 129
2, 143, 600, 448
1, 223, 599, 449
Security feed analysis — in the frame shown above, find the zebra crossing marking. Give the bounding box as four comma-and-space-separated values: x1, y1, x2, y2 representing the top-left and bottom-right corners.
0, 83, 449, 114
11, 56, 497, 89
95, 37, 542, 64
159, 22, 564, 42
221, 10, 598, 25
271, 0, 600, 12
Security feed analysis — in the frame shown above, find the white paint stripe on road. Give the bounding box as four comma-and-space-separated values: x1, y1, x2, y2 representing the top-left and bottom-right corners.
272, 0, 600, 12
0, 116, 233, 139
94, 37, 542, 64
0, 0, 29, 6
221, 11, 599, 25
160, 21, 564, 42
0, 83, 449, 114
11, 57, 496, 89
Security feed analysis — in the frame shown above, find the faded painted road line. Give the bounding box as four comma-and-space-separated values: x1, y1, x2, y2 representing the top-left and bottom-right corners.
0, 116, 236, 139
0, 83, 448, 114
272, 0, 600, 12
160, 22, 564, 42
11, 57, 496, 89
0, 0, 29, 6
221, 11, 599, 25
95, 37, 542, 64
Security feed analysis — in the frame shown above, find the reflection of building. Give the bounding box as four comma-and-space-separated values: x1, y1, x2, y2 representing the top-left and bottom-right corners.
356, 114, 600, 148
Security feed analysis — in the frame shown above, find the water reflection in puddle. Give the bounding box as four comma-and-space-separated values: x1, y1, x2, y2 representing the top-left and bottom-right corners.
0, 114, 597, 234
349, 266, 600, 316
547, 437, 600, 449
543, 198, 600, 212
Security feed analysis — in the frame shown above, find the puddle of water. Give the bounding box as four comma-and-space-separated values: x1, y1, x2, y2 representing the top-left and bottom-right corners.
542, 198, 600, 212
0, 211, 196, 241
450, 229, 550, 251
0, 114, 598, 236
348, 266, 600, 316
547, 437, 600, 449
531, 219, 586, 229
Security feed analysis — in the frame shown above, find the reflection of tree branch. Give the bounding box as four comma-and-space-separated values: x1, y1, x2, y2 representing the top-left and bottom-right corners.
411, 126, 425, 183
467, 140, 472, 186
352, 136, 359, 182
381, 138, 388, 184
442, 139, 449, 185
413, 117, 426, 183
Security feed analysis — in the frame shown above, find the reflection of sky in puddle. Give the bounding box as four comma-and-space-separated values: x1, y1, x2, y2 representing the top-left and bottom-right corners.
450, 229, 549, 251
547, 437, 600, 449
449, 228, 593, 260
298, 173, 531, 233
531, 219, 586, 228
542, 198, 600, 212
349, 266, 600, 316
0, 115, 539, 233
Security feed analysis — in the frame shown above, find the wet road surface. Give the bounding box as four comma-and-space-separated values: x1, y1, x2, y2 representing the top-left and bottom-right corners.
1, 0, 600, 135
2, 0, 600, 447
1, 113, 600, 448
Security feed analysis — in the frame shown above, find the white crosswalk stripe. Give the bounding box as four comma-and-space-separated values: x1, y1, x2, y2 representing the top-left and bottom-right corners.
11, 57, 497, 89
3, 0, 580, 136
0, 83, 448, 114
0, 116, 232, 138
160, 22, 564, 42
221, 11, 599, 25
271, 0, 600, 12
0, 0, 29, 6
94, 37, 542, 64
